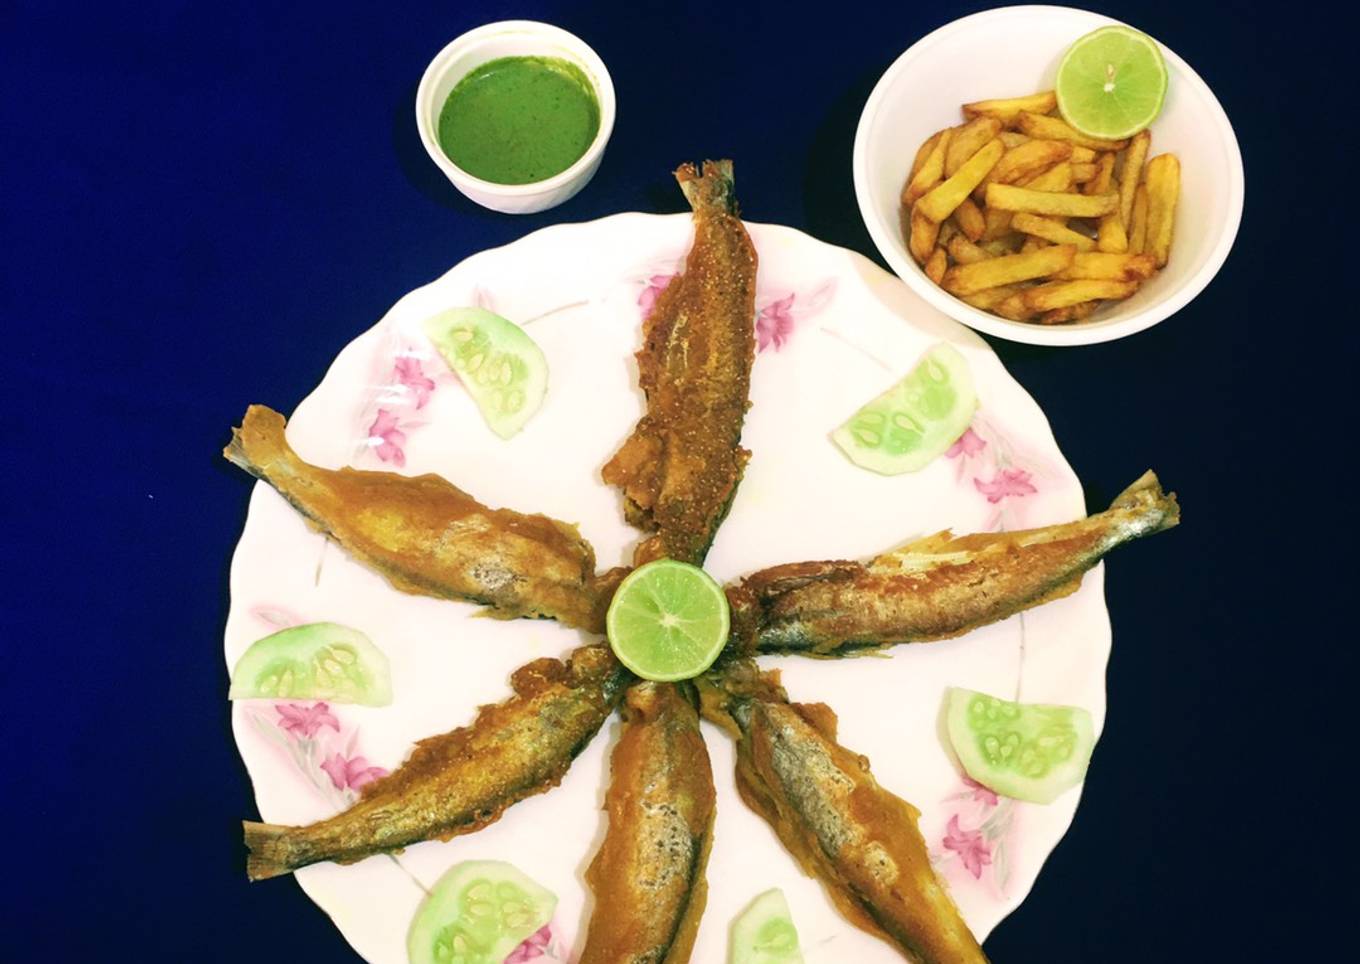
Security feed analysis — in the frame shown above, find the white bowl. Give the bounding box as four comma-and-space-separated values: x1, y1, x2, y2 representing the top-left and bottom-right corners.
853, 5, 1244, 346
415, 21, 615, 214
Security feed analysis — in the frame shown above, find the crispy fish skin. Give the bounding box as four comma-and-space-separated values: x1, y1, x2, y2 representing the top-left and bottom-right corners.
699, 662, 987, 964
728, 470, 1179, 656
603, 160, 757, 566
580, 682, 716, 964
225, 405, 623, 631
242, 645, 627, 880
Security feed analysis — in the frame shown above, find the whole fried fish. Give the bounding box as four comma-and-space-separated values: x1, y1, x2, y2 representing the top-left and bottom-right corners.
580, 682, 716, 964
225, 405, 623, 631
603, 160, 758, 566
728, 470, 1179, 656
242, 644, 627, 880
700, 662, 988, 964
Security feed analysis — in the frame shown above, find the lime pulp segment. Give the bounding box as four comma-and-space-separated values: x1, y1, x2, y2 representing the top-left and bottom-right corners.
606, 560, 730, 682
1056, 25, 1168, 139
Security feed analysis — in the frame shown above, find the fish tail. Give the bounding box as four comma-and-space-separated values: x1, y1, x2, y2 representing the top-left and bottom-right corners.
676, 160, 736, 214
224, 405, 293, 479
243, 821, 299, 881
1109, 470, 1180, 537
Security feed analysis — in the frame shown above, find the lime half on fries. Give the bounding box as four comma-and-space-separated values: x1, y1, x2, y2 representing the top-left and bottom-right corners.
1056, 25, 1168, 139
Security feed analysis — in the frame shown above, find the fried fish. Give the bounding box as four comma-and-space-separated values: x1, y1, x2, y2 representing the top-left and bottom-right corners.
603, 160, 758, 566
225, 405, 623, 631
700, 661, 988, 963
242, 644, 627, 880
727, 470, 1179, 657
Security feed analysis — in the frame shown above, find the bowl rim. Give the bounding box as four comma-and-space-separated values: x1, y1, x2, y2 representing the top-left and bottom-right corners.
852, 4, 1245, 346
415, 20, 616, 199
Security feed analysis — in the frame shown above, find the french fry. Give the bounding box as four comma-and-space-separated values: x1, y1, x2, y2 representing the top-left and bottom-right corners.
1021, 162, 1073, 193
942, 244, 1077, 296
1143, 153, 1180, 268
1021, 279, 1139, 312
925, 247, 948, 285
1128, 184, 1149, 254
962, 90, 1057, 123
945, 117, 1004, 176
909, 206, 940, 264
1084, 153, 1116, 196
917, 139, 1005, 222
1070, 162, 1097, 184
1097, 212, 1128, 253
995, 291, 1041, 321
903, 128, 953, 204
982, 205, 1014, 241
982, 139, 1073, 193
986, 183, 1119, 218
1011, 213, 1097, 251
1070, 146, 1097, 164
1054, 252, 1158, 282
981, 237, 1019, 257
1017, 112, 1129, 151
1118, 129, 1151, 229
1020, 237, 1049, 254
954, 197, 986, 241
960, 283, 1024, 310
937, 218, 959, 246
1038, 301, 1101, 325
947, 233, 992, 265
998, 131, 1030, 149
909, 130, 944, 183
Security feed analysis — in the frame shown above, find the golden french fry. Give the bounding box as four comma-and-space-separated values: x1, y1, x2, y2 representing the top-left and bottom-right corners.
909, 130, 944, 183
1144, 153, 1179, 268
995, 291, 1041, 321
1039, 301, 1101, 325
1020, 237, 1049, 254
1084, 153, 1116, 196
925, 247, 948, 284
937, 218, 959, 246
1129, 184, 1149, 254
980, 237, 1019, 257
1054, 252, 1158, 282
942, 244, 1077, 296
1118, 129, 1151, 228
962, 91, 1057, 123
1017, 112, 1129, 151
998, 131, 1030, 149
982, 139, 1073, 193
909, 206, 940, 264
982, 205, 1014, 242
1097, 212, 1128, 253
917, 138, 1004, 222
1011, 213, 1097, 251
1069, 146, 1097, 164
1022, 279, 1139, 312
903, 129, 953, 203
960, 283, 1024, 310
1021, 162, 1073, 193
947, 233, 992, 265
987, 183, 1119, 218
945, 117, 1003, 176
1070, 163, 1097, 183
954, 197, 986, 241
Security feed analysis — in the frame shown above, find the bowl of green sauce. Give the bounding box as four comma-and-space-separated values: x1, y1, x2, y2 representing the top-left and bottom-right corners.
416, 21, 615, 214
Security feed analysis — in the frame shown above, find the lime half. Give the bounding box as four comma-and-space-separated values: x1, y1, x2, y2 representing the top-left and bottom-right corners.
606, 560, 730, 682
1055, 25, 1168, 139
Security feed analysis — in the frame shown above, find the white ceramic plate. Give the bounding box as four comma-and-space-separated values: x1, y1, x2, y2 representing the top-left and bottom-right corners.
225, 213, 1110, 962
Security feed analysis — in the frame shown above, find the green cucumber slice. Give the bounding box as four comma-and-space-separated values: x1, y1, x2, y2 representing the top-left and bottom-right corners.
407, 860, 556, 964
945, 687, 1095, 804
729, 888, 804, 964
423, 307, 548, 439
228, 622, 392, 706
831, 342, 977, 475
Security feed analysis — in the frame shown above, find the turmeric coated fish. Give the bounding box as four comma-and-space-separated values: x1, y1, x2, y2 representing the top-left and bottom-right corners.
580, 682, 716, 964
243, 644, 627, 880
727, 470, 1179, 657
225, 405, 623, 632
602, 160, 758, 566
699, 662, 987, 964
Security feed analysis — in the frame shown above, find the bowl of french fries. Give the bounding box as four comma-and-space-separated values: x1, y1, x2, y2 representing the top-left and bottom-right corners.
853, 6, 1243, 345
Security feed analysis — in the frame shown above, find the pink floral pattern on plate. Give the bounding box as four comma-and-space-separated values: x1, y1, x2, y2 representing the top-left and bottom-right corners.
505, 923, 572, 963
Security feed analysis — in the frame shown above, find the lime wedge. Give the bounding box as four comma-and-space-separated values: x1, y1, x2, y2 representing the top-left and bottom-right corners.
606, 560, 730, 682
1055, 25, 1168, 139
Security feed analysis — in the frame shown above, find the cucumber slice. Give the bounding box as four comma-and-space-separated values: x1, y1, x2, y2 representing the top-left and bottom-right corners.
407, 860, 556, 964
729, 888, 804, 964
831, 342, 977, 475
423, 307, 548, 439
945, 687, 1095, 804
228, 622, 392, 706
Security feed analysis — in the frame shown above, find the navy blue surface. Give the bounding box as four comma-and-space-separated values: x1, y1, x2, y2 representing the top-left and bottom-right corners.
1, 1, 1346, 960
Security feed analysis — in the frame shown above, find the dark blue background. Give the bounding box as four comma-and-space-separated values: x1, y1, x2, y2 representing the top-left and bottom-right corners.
1, 1, 1344, 960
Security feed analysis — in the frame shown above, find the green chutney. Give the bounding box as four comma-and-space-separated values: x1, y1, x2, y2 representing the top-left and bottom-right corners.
437, 56, 600, 185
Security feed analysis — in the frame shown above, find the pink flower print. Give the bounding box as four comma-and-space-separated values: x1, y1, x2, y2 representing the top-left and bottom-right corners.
962, 774, 999, 808
393, 356, 435, 409
505, 924, 554, 963
756, 293, 796, 352
942, 814, 993, 879
638, 274, 677, 319
974, 467, 1037, 504
275, 702, 339, 740
946, 427, 986, 460
320, 753, 389, 792
367, 408, 407, 467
